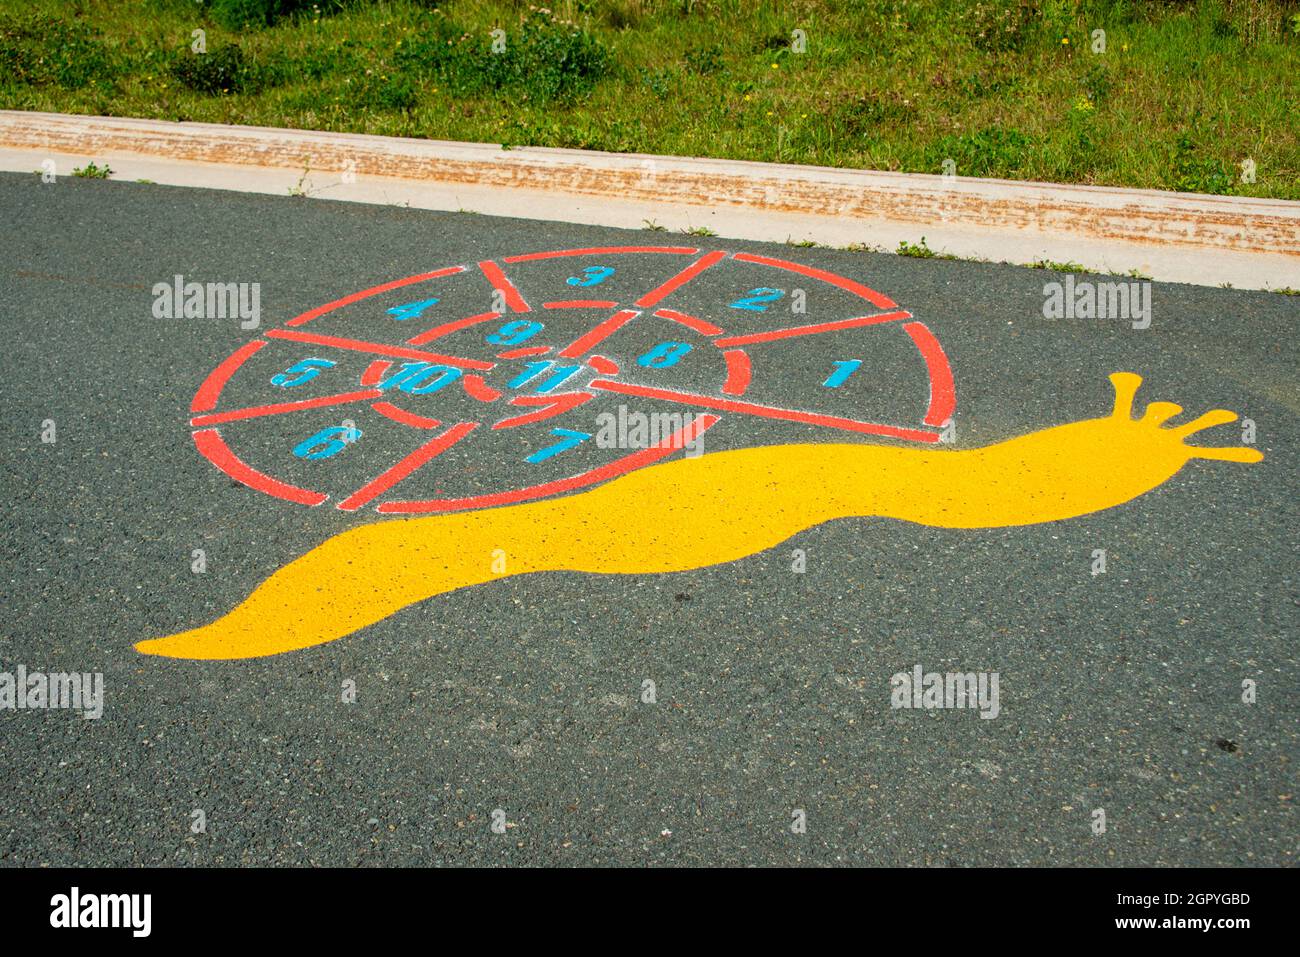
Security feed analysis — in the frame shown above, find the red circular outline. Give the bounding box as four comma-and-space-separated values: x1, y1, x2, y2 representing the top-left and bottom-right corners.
189, 246, 954, 511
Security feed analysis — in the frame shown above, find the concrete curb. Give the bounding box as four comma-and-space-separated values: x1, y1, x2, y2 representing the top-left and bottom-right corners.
2, 110, 1297, 290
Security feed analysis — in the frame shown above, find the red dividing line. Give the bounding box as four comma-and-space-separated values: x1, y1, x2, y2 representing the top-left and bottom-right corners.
654, 308, 723, 336
714, 310, 911, 347
721, 349, 752, 396
285, 266, 465, 327
587, 354, 619, 375
558, 308, 640, 358
497, 346, 552, 359
904, 321, 957, 427
192, 429, 327, 507
336, 421, 479, 512
461, 375, 503, 402
407, 311, 500, 346
379, 415, 721, 514
371, 402, 443, 430
479, 260, 530, 313
492, 392, 594, 430
634, 249, 728, 308
589, 380, 939, 443
504, 246, 698, 263
190, 388, 383, 426
731, 252, 898, 310
190, 339, 267, 413
360, 359, 391, 386
543, 299, 618, 310
266, 329, 494, 370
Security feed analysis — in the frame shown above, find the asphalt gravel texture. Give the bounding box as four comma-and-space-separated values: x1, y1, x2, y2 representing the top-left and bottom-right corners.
0, 171, 1296, 866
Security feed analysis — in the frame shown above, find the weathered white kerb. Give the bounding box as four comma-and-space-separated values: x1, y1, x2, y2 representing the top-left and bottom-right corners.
1, 110, 1296, 290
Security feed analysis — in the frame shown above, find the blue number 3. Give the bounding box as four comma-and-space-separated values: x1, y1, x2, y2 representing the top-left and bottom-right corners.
566, 266, 615, 287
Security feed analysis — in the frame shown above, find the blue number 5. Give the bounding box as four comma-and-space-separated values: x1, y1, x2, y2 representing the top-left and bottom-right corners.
272, 357, 336, 388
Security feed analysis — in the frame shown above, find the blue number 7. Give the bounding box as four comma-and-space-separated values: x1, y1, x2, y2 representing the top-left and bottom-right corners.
526, 428, 592, 464
823, 359, 862, 388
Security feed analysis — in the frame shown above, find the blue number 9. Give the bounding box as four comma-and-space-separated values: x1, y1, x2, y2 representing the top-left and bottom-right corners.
486, 319, 544, 346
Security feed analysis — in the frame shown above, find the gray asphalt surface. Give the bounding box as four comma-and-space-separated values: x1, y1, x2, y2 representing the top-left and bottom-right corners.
0, 171, 1295, 866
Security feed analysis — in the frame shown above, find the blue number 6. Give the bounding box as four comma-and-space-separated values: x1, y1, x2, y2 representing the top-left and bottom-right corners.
293, 425, 361, 461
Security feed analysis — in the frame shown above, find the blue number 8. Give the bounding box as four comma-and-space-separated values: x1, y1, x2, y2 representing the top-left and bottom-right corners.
637, 342, 692, 368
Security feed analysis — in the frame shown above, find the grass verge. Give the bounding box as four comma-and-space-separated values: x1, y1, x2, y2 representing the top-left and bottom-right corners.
1, 0, 1296, 199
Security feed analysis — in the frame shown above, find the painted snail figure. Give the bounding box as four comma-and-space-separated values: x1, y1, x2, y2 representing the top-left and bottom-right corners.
145, 249, 1261, 659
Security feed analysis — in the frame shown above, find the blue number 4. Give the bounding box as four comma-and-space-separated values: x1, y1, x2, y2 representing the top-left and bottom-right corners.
387, 297, 440, 321
526, 428, 591, 464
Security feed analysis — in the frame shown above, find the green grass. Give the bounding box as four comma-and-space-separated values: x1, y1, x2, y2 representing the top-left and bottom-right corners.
72, 160, 113, 178
2, 0, 1297, 199
1029, 257, 1089, 271
897, 236, 965, 260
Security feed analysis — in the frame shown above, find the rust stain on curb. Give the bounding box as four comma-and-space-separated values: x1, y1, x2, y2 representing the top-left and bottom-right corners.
4, 111, 1297, 258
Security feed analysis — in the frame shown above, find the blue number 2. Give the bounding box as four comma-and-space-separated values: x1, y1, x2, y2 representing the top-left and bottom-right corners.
728, 287, 785, 312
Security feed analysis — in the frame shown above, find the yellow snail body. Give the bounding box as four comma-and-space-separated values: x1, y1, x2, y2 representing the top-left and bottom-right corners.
137, 373, 1261, 660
